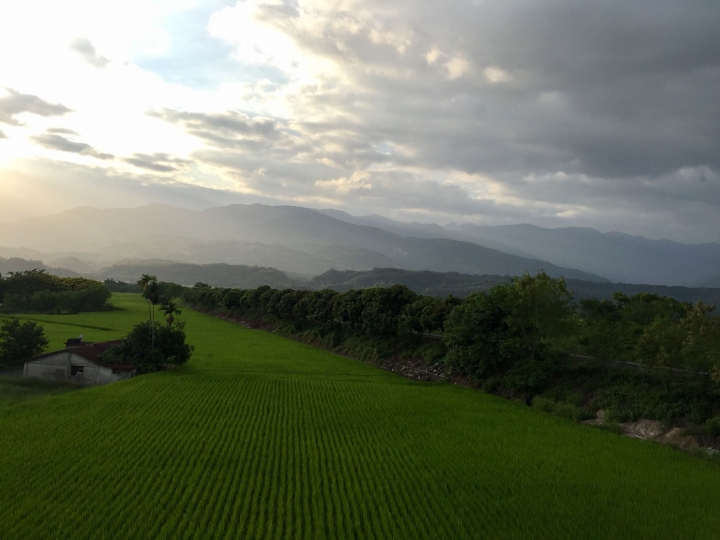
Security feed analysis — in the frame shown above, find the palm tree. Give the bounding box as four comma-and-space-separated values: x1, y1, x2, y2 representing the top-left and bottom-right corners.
137, 274, 158, 321
137, 274, 159, 347
160, 300, 182, 327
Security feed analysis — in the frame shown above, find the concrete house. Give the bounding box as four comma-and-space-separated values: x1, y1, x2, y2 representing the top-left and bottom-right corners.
23, 338, 136, 386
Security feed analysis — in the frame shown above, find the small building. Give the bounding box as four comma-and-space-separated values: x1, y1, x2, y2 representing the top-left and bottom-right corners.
23, 338, 136, 386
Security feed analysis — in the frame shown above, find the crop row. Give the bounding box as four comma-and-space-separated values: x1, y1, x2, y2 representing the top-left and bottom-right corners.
1, 296, 720, 538
3, 368, 720, 539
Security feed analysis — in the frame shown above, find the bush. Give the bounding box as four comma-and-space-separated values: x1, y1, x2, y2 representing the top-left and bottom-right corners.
704, 417, 720, 438
99, 321, 193, 374
590, 381, 697, 423
554, 403, 585, 422
0, 319, 48, 366
532, 397, 555, 412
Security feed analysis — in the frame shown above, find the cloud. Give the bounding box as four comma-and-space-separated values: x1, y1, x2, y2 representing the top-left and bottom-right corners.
123, 152, 192, 173
0, 129, 6, 139
69, 38, 110, 68
148, 108, 309, 158
482, 66, 511, 84
0, 89, 72, 126
46, 127, 79, 135
30, 133, 113, 160
0, 159, 280, 224
2, 0, 720, 243
315, 170, 498, 217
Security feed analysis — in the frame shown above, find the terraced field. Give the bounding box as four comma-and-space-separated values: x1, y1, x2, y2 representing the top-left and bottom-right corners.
1, 294, 720, 539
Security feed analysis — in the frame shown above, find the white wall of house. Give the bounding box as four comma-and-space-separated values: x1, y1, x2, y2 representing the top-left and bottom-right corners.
23, 352, 135, 385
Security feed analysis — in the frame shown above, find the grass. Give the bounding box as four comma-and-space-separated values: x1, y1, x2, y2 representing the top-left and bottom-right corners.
0, 293, 719, 539
0, 376, 78, 408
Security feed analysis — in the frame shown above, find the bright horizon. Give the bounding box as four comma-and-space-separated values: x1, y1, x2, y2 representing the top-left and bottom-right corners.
1, 0, 719, 243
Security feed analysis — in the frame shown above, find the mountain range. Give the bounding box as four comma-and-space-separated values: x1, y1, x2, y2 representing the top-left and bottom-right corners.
1, 202, 719, 287
318, 210, 720, 287
0, 204, 605, 282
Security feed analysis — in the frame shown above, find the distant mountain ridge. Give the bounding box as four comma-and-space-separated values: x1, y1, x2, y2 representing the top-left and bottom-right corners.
318, 211, 720, 287
448, 223, 720, 287
94, 261, 296, 289
0, 256, 80, 278
0, 204, 606, 282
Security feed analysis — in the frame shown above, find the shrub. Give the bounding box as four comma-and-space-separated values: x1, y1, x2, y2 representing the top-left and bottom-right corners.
704, 417, 720, 438
0, 319, 48, 366
99, 321, 193, 374
532, 397, 555, 412
554, 403, 585, 422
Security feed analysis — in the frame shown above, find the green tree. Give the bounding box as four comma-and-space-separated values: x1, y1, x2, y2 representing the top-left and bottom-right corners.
159, 300, 182, 326
99, 321, 193, 373
680, 301, 720, 374
445, 272, 575, 403
0, 319, 48, 366
0, 272, 7, 303
503, 272, 575, 357
137, 274, 159, 346
359, 285, 417, 337
444, 290, 510, 379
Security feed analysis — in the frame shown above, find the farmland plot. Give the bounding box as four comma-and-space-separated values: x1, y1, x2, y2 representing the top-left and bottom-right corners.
0, 294, 719, 539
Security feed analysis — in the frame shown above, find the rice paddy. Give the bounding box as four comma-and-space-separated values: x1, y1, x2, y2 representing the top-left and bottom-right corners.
1, 293, 719, 539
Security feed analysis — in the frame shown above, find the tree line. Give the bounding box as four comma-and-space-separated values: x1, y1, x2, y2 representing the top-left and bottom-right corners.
184, 273, 720, 376
0, 270, 111, 314
181, 272, 720, 436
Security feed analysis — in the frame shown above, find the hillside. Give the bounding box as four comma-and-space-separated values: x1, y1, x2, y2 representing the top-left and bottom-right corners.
0, 256, 81, 278
453, 223, 720, 287
1, 294, 719, 538
310, 268, 720, 304
0, 204, 607, 282
95, 261, 296, 289
316, 211, 720, 287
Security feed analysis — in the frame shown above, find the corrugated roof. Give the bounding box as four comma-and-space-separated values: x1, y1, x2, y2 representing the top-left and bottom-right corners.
24, 340, 135, 370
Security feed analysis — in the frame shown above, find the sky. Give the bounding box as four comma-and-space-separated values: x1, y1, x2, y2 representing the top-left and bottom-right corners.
1, 0, 719, 243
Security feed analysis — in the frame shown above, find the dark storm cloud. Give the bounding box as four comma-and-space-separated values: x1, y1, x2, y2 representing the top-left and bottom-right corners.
145, 0, 720, 241
123, 153, 193, 173
283, 0, 720, 179
290, 0, 717, 179
0, 89, 72, 125
70, 38, 110, 68
31, 133, 114, 160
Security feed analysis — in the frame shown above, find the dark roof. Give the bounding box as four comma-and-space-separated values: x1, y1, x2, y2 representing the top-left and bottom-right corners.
25, 340, 135, 370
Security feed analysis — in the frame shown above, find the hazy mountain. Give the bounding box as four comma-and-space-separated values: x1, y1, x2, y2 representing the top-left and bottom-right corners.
0, 256, 81, 278
320, 210, 720, 287
310, 268, 512, 296
449, 224, 720, 287
318, 208, 534, 256
0, 204, 606, 282
46, 256, 102, 274
0, 245, 109, 265
94, 261, 296, 289
0, 256, 47, 274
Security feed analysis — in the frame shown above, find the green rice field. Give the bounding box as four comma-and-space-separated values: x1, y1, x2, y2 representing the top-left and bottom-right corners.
1, 294, 719, 539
